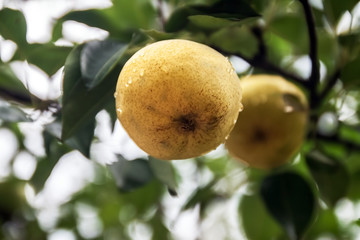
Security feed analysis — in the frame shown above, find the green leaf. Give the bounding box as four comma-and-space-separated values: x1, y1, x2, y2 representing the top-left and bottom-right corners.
80, 40, 127, 89
238, 193, 284, 239
0, 64, 31, 104
323, 0, 359, 26
306, 150, 350, 207
0, 104, 30, 122
148, 156, 178, 195
317, 29, 339, 73
52, 9, 120, 41
24, 43, 72, 76
341, 56, 360, 87
61, 44, 120, 140
64, 119, 95, 158
268, 14, 308, 54
339, 123, 360, 145
110, 0, 156, 30
306, 207, 342, 238
210, 26, 258, 58
165, 0, 259, 32
264, 32, 293, 63
260, 171, 316, 240
52, 0, 156, 41
109, 155, 154, 192
0, 8, 27, 47
182, 179, 223, 217
150, 212, 171, 240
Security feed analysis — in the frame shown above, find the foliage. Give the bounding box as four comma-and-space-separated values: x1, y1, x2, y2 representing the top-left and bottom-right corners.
0, 0, 360, 239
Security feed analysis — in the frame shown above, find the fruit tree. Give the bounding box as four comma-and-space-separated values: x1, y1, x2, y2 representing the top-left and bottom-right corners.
0, 0, 360, 239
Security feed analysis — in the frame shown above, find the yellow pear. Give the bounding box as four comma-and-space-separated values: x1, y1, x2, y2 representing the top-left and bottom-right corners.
115, 39, 242, 160
225, 74, 308, 169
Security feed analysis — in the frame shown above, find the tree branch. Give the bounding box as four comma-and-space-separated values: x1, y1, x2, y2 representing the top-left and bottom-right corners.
212, 46, 308, 88
299, 0, 320, 108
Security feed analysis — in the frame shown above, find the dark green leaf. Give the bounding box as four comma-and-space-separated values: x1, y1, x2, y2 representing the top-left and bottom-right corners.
306, 150, 350, 206
148, 156, 178, 195
260, 171, 316, 240
165, 0, 259, 32
341, 56, 360, 87
339, 31, 360, 60
165, 6, 202, 32
109, 155, 154, 192
141, 29, 177, 41
0, 104, 30, 122
105, 99, 117, 131
188, 15, 255, 31
0, 64, 31, 104
24, 44, 72, 76
61, 44, 120, 140
0, 8, 27, 47
80, 40, 127, 89
64, 119, 95, 158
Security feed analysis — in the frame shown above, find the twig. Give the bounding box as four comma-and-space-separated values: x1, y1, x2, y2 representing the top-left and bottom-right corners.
213, 45, 308, 88
298, 0, 320, 107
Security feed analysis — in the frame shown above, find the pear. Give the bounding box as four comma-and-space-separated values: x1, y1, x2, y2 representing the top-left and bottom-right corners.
115, 39, 242, 160
225, 74, 308, 169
